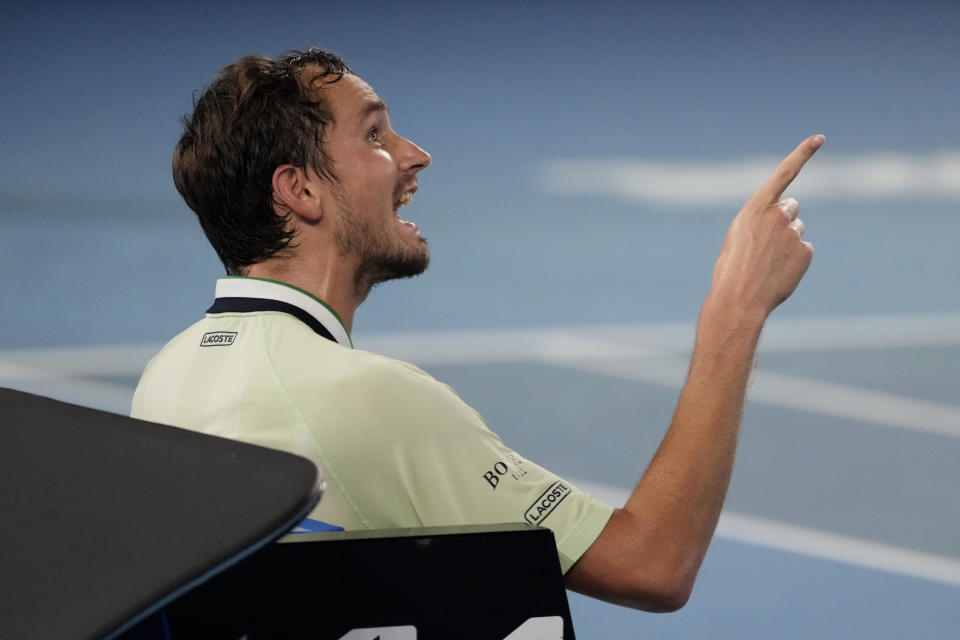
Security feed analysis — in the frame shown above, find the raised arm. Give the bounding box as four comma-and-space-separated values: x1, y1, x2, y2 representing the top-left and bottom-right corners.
565, 134, 825, 611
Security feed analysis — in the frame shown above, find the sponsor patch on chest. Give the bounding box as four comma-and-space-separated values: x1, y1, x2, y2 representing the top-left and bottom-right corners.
200, 331, 238, 347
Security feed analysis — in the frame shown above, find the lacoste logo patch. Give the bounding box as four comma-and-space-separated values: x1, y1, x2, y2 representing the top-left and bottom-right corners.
524, 480, 571, 525
200, 331, 238, 347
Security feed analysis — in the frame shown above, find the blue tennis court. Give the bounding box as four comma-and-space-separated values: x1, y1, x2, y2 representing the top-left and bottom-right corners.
2, 2, 958, 636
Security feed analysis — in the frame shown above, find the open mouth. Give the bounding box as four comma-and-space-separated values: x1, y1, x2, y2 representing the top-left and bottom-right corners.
392, 190, 420, 234
393, 180, 418, 212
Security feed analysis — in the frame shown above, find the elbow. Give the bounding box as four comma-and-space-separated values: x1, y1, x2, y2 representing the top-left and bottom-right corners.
642, 580, 693, 613
622, 563, 698, 613
591, 568, 694, 613
564, 508, 705, 612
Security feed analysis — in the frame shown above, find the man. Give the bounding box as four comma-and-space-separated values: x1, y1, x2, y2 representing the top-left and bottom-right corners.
132, 48, 822, 612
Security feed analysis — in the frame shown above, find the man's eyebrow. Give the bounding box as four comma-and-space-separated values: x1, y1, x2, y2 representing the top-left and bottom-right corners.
362, 99, 389, 118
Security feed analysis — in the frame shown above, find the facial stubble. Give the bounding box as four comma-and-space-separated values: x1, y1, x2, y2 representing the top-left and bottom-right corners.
332, 192, 430, 301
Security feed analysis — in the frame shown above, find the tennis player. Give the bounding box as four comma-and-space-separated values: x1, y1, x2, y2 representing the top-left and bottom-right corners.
132, 49, 822, 612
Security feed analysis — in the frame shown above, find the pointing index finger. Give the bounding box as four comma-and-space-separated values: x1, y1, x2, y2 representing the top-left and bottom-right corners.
750, 134, 825, 207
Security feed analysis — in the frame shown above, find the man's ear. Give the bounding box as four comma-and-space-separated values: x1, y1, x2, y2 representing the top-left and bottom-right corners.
272, 164, 324, 222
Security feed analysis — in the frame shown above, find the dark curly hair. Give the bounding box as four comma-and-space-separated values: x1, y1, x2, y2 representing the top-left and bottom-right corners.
172, 49, 352, 275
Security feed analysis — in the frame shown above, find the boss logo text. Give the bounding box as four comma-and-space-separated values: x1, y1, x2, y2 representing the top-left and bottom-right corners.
483, 461, 509, 489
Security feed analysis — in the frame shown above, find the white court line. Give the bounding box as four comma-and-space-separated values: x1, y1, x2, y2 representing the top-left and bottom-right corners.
538, 150, 960, 206
362, 312, 960, 359
0, 349, 146, 415
573, 478, 960, 588
0, 344, 158, 376
362, 317, 960, 438
1, 312, 959, 436
747, 368, 960, 438
1, 312, 958, 373
549, 355, 960, 439
757, 312, 960, 351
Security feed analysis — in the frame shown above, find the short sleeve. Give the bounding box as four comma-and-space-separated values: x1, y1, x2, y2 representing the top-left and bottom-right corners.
308, 356, 614, 574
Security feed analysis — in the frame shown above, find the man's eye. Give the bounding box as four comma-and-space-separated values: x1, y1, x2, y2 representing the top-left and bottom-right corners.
368, 128, 380, 141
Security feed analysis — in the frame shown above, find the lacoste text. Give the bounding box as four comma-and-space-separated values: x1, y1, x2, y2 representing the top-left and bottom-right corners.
200, 331, 238, 347
524, 481, 571, 525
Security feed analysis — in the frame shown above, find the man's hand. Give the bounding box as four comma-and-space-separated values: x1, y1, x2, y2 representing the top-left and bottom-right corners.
707, 134, 824, 320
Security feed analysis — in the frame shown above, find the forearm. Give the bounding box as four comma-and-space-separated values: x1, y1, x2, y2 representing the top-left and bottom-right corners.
622, 297, 765, 588
565, 299, 766, 611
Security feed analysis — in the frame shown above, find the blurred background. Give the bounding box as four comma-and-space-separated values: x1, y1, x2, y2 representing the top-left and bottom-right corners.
2, 1, 958, 636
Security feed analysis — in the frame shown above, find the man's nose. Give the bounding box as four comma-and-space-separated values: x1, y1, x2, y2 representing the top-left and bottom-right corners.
400, 136, 431, 171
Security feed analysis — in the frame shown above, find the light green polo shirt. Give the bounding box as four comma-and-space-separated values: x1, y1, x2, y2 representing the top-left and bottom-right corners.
131, 276, 613, 572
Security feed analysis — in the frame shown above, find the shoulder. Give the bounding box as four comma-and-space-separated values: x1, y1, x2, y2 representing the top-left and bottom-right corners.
276, 344, 487, 438
346, 349, 455, 395
137, 319, 211, 378
309, 345, 470, 407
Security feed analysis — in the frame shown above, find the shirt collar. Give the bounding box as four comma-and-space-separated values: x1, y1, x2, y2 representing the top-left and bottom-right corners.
208, 276, 353, 348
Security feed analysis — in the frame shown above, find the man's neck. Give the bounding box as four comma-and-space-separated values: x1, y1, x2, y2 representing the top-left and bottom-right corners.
244, 257, 360, 333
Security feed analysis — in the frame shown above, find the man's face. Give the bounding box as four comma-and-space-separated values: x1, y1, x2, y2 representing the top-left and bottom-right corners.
316, 73, 432, 292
